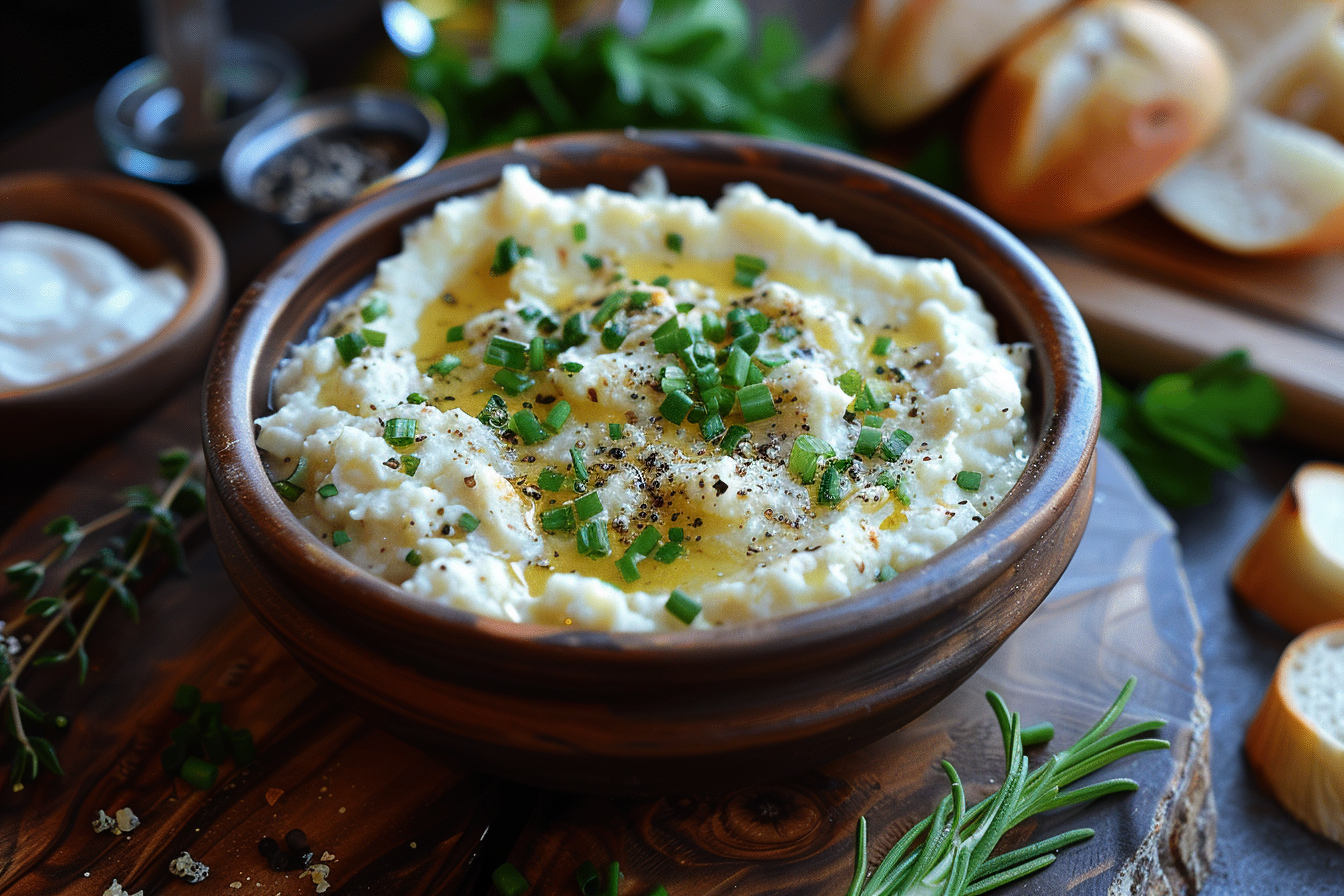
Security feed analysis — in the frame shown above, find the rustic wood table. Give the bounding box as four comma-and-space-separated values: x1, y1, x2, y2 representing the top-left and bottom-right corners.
1, 6, 1342, 894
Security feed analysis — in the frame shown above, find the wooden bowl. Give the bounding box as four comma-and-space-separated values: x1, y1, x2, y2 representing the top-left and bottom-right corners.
204, 132, 1100, 793
0, 170, 227, 457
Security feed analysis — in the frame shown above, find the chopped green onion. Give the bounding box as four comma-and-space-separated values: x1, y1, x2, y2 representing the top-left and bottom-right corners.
459, 512, 481, 532
583, 253, 604, 271
490, 236, 530, 275
858, 379, 890, 412
702, 385, 735, 416
383, 418, 418, 447
272, 457, 307, 501
361, 328, 386, 348
605, 863, 621, 896
537, 315, 559, 334
700, 413, 726, 442
570, 447, 589, 484
746, 311, 770, 333
818, 466, 846, 505
601, 321, 627, 350
491, 863, 530, 896
493, 369, 535, 396
774, 324, 799, 343
446, 325, 465, 342
615, 555, 640, 583
172, 684, 201, 714
686, 404, 708, 425
745, 363, 764, 386
545, 400, 571, 432
334, 331, 367, 363
701, 312, 726, 343
180, 756, 218, 790
228, 729, 256, 766
733, 253, 767, 287
575, 860, 601, 896
652, 275, 671, 287
608, 423, 624, 440
732, 331, 760, 355
880, 429, 915, 461
956, 470, 983, 491
864, 414, 883, 427
401, 455, 421, 477
529, 336, 546, 371
361, 296, 389, 322
837, 369, 863, 396
317, 483, 339, 499
406, 392, 427, 404
876, 564, 897, 582
629, 525, 661, 557
561, 361, 584, 373
653, 542, 684, 564
755, 352, 788, 369
695, 366, 721, 391
518, 306, 543, 323
651, 317, 679, 339
628, 291, 652, 310
513, 410, 548, 445
721, 345, 752, 388
676, 301, 695, 313
332, 530, 351, 547
576, 520, 610, 558
562, 313, 588, 347
720, 424, 751, 454
660, 390, 694, 424
669, 527, 684, 543
665, 232, 683, 252
572, 222, 587, 242
574, 492, 603, 521
542, 507, 576, 532
788, 434, 836, 484
478, 394, 510, 429
654, 326, 694, 355
538, 468, 565, 491
854, 427, 883, 457
737, 383, 776, 422
593, 291, 627, 327
485, 336, 530, 370
659, 366, 689, 393
895, 474, 913, 506
406, 549, 422, 566
665, 589, 700, 625
427, 354, 461, 377
872, 335, 893, 355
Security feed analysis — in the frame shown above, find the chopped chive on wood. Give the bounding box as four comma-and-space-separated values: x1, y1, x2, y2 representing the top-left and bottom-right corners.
956, 470, 983, 491
818, 466, 846, 505
881, 428, 915, 461
529, 336, 546, 371
561, 361, 584, 373
459, 512, 480, 532
484, 336, 530, 370
665, 589, 700, 624
229, 729, 256, 766
575, 860, 601, 896
853, 426, 883, 457
490, 236, 530, 275
653, 542, 684, 564
361, 295, 389, 322
629, 525, 661, 557
538, 468, 566, 491
665, 232, 683, 252
608, 423, 624, 440
583, 253, 603, 271
660, 390, 694, 424
478, 394, 510, 429
180, 756, 218, 790
737, 382, 776, 422
172, 684, 201, 713
361, 328, 386, 347
446, 325, 465, 342
574, 491, 603, 521
545, 400, 572, 432
406, 392, 427, 404
541, 506, 575, 532
719, 424, 751, 455
788, 434, 835, 484
605, 863, 620, 896
402, 455, 421, 477
406, 549, 422, 566
572, 222, 587, 242
317, 483, 338, 499
669, 527, 684, 543
492, 863, 530, 896
383, 417, 418, 447
652, 275, 671, 287
493, 369, 535, 396
570, 447, 589, 483
334, 330, 367, 363
876, 564, 897, 582
332, 529, 351, 546
513, 410, 549, 445
601, 321, 627, 350
615, 554, 640, 583
562, 312, 588, 347
576, 520, 610, 558
427, 354, 461, 377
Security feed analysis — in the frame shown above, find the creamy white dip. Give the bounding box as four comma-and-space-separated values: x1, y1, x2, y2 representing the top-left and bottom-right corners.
256, 166, 1031, 632
0, 222, 187, 390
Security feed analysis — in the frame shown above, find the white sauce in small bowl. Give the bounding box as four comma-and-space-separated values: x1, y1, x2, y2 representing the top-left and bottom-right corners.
0, 222, 187, 390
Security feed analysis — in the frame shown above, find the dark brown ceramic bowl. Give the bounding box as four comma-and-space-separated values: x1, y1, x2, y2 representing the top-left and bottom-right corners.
0, 171, 227, 457
205, 131, 1100, 793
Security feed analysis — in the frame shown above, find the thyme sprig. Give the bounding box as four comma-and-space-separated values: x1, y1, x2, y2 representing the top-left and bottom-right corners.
846, 678, 1168, 896
0, 449, 204, 789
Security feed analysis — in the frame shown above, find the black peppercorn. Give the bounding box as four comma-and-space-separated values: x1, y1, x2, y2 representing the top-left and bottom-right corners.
268, 849, 289, 872
285, 828, 308, 852
257, 837, 279, 858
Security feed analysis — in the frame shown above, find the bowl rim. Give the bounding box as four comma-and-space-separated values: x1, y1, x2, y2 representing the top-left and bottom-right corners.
205, 129, 1100, 665
0, 169, 227, 405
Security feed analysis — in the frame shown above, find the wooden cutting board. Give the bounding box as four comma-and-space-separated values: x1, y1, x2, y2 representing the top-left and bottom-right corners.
0, 386, 1212, 895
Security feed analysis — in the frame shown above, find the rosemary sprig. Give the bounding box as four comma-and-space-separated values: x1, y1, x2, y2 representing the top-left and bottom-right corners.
846, 678, 1167, 896
0, 449, 204, 789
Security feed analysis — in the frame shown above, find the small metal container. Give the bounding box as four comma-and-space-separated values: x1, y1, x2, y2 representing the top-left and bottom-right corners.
221, 88, 448, 226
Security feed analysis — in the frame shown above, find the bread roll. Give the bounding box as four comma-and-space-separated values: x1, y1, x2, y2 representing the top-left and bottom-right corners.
1233, 461, 1344, 633
1151, 108, 1344, 255
843, 0, 1071, 131
964, 0, 1231, 230
1267, 22, 1344, 140
1244, 619, 1344, 846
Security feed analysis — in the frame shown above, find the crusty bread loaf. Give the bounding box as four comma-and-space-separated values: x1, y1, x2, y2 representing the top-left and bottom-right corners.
1267, 22, 1344, 140
1234, 461, 1344, 632
1245, 620, 1344, 846
964, 0, 1231, 230
1151, 108, 1344, 255
843, 0, 1071, 131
